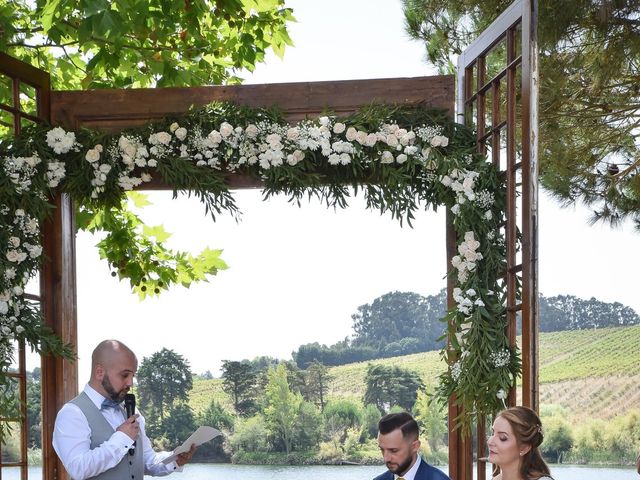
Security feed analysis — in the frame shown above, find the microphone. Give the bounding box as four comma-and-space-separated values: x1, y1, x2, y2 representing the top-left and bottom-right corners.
124, 393, 136, 455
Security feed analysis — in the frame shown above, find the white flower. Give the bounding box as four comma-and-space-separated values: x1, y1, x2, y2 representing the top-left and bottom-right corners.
170, 122, 179, 132
156, 132, 172, 145
6, 249, 27, 263
8, 237, 20, 248
355, 131, 368, 145
245, 124, 258, 139
148, 159, 158, 168
380, 151, 394, 164
396, 153, 408, 164
4, 268, 16, 280
175, 127, 187, 141
85, 149, 100, 163
220, 122, 234, 137
286, 127, 300, 141
15, 325, 24, 334
207, 130, 222, 145
385, 134, 399, 147
318, 116, 330, 127
141, 173, 152, 182
46, 127, 76, 154
440, 175, 453, 187
484, 210, 493, 220
333, 123, 346, 134
345, 127, 357, 142
0, 301, 8, 315
13, 286, 23, 296
496, 389, 507, 401
28, 245, 42, 258
430, 135, 449, 147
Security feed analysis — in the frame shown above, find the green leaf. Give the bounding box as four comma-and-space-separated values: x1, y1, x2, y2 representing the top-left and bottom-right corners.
142, 225, 172, 243
39, 0, 62, 31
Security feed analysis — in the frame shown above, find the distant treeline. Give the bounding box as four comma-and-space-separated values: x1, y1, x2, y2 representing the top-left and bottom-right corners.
292, 289, 640, 368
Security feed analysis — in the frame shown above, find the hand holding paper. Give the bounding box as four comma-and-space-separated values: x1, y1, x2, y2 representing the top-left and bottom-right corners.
160, 426, 222, 465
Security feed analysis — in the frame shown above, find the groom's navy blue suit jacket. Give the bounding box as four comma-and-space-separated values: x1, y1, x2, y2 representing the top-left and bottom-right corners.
372, 458, 450, 480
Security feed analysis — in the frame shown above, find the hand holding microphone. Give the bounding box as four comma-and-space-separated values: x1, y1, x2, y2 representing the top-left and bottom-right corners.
124, 393, 137, 455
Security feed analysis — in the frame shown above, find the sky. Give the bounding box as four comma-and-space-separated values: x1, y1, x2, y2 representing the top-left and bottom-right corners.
35, 0, 639, 380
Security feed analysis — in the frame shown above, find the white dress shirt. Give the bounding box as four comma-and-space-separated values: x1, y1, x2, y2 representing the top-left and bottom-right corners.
53, 384, 182, 480
396, 456, 421, 480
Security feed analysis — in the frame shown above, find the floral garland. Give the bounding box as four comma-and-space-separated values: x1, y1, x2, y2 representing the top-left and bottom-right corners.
0, 101, 520, 433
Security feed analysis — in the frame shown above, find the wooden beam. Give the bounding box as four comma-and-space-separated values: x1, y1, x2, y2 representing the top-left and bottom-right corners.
40, 193, 78, 480
51, 76, 455, 130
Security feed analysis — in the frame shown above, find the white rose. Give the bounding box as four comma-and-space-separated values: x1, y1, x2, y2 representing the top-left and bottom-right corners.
355, 131, 368, 145
13, 286, 23, 296
396, 154, 408, 164
286, 127, 300, 141
124, 144, 137, 158
0, 291, 9, 301
141, 173, 152, 182
9, 237, 20, 248
84, 148, 100, 163
156, 132, 172, 145
245, 124, 258, 139
365, 133, 377, 147
99, 163, 112, 174
385, 134, 399, 147
170, 122, 179, 132
175, 127, 187, 141
207, 130, 222, 145
318, 116, 330, 126
15, 325, 24, 334
220, 122, 234, 137
148, 159, 158, 167
333, 123, 346, 134
345, 127, 357, 142
0, 301, 8, 315
28, 245, 42, 258
380, 151, 394, 164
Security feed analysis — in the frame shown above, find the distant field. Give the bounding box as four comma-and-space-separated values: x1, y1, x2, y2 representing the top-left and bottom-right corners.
188, 324, 640, 422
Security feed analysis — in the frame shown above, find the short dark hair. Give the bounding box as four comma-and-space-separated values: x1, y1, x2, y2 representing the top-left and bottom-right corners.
378, 412, 419, 440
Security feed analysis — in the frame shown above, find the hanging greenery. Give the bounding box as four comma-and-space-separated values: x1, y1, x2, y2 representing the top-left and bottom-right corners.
0, 101, 519, 436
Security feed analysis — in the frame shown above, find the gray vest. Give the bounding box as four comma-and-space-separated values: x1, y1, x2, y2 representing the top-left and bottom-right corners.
70, 392, 144, 480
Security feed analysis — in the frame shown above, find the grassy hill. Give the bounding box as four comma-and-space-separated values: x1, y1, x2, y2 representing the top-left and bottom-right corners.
189, 324, 640, 423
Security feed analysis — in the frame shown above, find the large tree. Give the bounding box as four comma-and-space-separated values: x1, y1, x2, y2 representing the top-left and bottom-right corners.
403, 0, 640, 229
0, 0, 294, 90
137, 348, 193, 420
221, 359, 258, 416
363, 363, 424, 413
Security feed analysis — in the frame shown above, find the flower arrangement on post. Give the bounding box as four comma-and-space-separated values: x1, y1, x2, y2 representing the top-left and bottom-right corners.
0, 101, 520, 436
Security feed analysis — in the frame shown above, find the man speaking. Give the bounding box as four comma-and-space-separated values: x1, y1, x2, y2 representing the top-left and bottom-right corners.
53, 339, 195, 480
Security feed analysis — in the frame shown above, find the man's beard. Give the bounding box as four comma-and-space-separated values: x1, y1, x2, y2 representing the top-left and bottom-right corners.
386, 453, 414, 475
102, 374, 127, 402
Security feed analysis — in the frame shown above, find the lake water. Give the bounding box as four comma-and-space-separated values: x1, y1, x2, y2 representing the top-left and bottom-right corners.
5, 463, 638, 479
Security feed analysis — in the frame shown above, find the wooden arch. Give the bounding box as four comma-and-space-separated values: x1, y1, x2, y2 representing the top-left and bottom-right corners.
1, 1, 537, 479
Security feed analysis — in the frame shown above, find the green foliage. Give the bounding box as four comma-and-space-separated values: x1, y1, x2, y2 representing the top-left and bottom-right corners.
322, 399, 362, 439
158, 402, 197, 448
363, 363, 424, 413
263, 364, 302, 454
0, 0, 295, 90
79, 193, 228, 299
540, 415, 574, 463
566, 410, 640, 465
352, 291, 445, 352
414, 389, 447, 452
229, 415, 270, 453
302, 361, 332, 411
137, 348, 193, 422
402, 0, 640, 230
221, 360, 258, 416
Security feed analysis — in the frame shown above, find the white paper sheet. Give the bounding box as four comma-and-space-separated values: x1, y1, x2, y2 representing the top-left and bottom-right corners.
159, 426, 222, 464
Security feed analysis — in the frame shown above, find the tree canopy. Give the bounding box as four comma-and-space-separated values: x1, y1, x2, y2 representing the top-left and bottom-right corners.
0, 0, 295, 90
402, 0, 640, 229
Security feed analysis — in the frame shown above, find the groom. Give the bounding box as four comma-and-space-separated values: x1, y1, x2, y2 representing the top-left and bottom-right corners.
373, 412, 449, 480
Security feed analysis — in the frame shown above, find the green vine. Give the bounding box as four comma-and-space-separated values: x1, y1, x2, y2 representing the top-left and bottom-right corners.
0, 101, 520, 438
